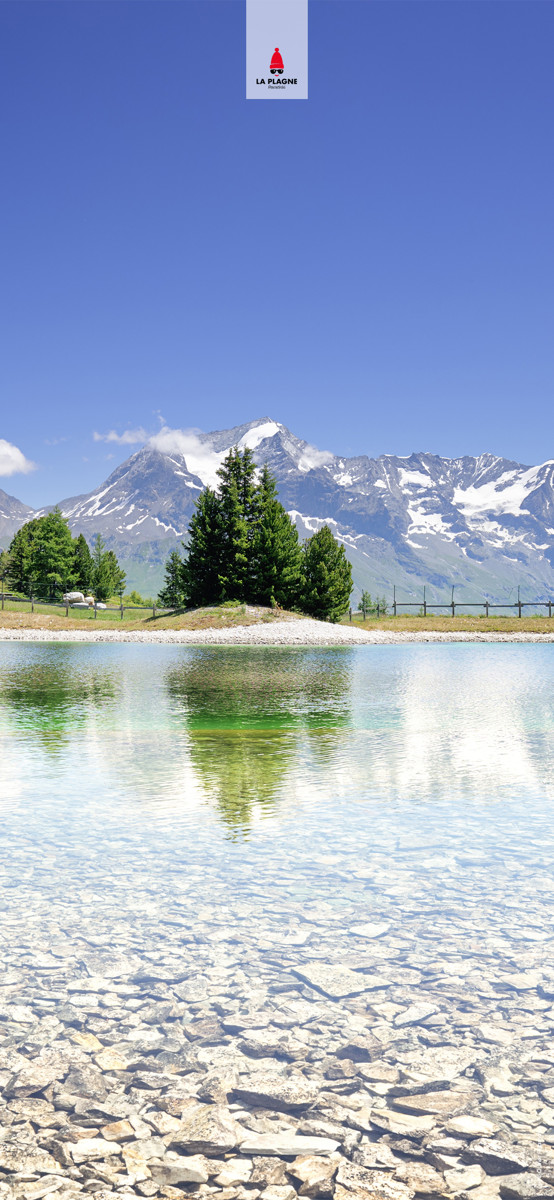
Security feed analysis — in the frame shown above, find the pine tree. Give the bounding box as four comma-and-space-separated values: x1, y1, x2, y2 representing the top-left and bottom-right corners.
216, 448, 253, 600
181, 488, 222, 607
252, 465, 303, 608
73, 534, 94, 592
105, 551, 126, 598
302, 524, 353, 622
91, 534, 125, 601
0, 549, 12, 595
7, 520, 41, 594
158, 549, 184, 608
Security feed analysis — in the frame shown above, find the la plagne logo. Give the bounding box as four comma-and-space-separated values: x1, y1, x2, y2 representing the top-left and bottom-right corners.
256, 47, 298, 88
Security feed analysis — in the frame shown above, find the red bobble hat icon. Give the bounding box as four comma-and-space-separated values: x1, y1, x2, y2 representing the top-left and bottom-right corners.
270, 48, 284, 74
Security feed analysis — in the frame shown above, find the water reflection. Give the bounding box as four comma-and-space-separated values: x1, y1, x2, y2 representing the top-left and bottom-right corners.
0, 646, 118, 752
1, 644, 554, 835
1, 642, 554, 1176
165, 648, 352, 835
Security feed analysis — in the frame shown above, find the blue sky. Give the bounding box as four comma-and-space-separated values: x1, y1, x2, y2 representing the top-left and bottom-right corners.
1, 0, 553, 506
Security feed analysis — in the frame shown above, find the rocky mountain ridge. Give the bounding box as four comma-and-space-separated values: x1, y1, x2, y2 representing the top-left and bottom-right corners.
2, 417, 554, 600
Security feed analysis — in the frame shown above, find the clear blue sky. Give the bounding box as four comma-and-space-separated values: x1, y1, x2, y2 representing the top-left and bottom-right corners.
1, 0, 553, 506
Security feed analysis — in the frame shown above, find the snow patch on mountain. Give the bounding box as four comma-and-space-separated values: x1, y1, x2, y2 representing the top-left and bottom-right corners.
453, 466, 543, 518
398, 468, 433, 490
239, 420, 282, 451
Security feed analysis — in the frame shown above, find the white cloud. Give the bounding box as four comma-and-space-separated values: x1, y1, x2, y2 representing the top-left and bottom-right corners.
0, 439, 36, 477
93, 427, 149, 445
148, 427, 223, 488
297, 443, 334, 472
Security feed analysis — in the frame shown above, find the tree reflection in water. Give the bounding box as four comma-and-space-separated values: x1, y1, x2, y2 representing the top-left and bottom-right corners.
165, 647, 352, 837
0, 648, 118, 753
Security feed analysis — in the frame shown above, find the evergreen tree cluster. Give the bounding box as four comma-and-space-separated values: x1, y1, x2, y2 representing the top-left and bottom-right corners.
2, 511, 126, 602
158, 447, 353, 622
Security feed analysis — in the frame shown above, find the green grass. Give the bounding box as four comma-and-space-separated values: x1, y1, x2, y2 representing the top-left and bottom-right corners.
0, 598, 161, 623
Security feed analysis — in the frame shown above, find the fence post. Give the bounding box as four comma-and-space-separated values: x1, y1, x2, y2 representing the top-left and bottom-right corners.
120, 602, 123, 620
31, 594, 34, 613
94, 602, 97, 620
1, 579, 4, 611
377, 603, 380, 618
349, 607, 351, 622
423, 586, 427, 617
549, 601, 552, 620
393, 585, 397, 618
65, 601, 68, 617
153, 603, 156, 620
485, 601, 489, 618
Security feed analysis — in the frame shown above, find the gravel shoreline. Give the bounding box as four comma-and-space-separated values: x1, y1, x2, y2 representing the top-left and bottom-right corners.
1, 619, 554, 645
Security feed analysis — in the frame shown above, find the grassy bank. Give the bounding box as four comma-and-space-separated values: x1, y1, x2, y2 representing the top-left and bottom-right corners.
0, 603, 302, 633
341, 612, 554, 634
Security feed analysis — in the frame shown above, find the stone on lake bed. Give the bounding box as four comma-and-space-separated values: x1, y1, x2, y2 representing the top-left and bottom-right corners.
447, 1116, 497, 1137
0, 1147, 61, 1175
462, 1141, 536, 1176
444, 1165, 486, 1191
214, 1157, 253, 1185
349, 923, 391, 939
71, 1031, 103, 1051
232, 1072, 318, 1111
149, 1153, 210, 1185
291, 962, 390, 998
289, 1153, 339, 1197
395, 1161, 448, 1194
169, 1102, 241, 1155
5, 1063, 67, 1097
500, 1177, 554, 1200
392, 1091, 477, 1118
477, 1024, 514, 1046
69, 1138, 122, 1162
335, 1035, 381, 1061
101, 1119, 135, 1141
368, 1108, 436, 1138
238, 1134, 340, 1157
122, 1136, 167, 1164
17, 1179, 70, 1200
498, 973, 542, 992
259, 1186, 297, 1200
336, 1161, 412, 1199
394, 1002, 438, 1027
353, 1142, 402, 1170
94, 1047, 130, 1071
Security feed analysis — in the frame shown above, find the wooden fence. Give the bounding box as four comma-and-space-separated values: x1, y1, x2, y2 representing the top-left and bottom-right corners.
349, 585, 554, 620
0, 593, 172, 620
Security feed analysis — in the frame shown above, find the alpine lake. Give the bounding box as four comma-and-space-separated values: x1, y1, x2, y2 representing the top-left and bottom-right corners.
1, 641, 554, 1200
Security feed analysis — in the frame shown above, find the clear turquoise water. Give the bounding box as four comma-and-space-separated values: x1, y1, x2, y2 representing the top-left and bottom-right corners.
2, 642, 554, 838
1, 642, 553, 1033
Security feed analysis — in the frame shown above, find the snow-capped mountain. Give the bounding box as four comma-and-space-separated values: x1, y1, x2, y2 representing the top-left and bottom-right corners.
0, 488, 35, 545
6, 417, 554, 600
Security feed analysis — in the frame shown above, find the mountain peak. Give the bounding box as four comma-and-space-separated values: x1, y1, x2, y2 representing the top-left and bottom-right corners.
4, 419, 554, 601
